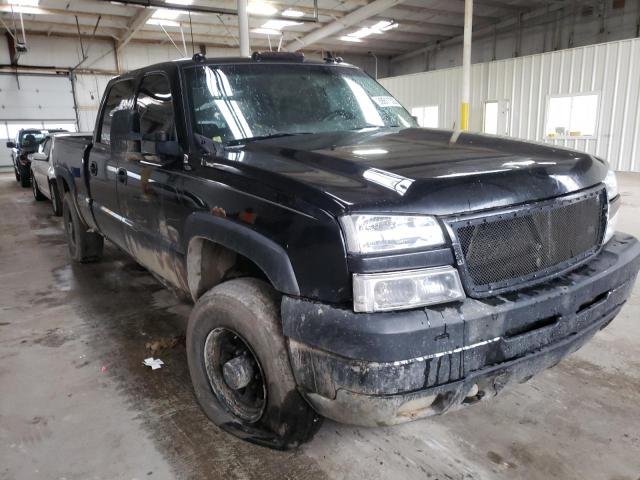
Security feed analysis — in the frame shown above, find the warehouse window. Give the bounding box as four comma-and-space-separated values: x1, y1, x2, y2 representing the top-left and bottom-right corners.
411, 105, 439, 128
44, 122, 77, 132
545, 94, 599, 138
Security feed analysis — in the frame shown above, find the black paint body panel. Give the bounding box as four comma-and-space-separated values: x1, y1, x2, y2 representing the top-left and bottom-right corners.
53, 56, 613, 305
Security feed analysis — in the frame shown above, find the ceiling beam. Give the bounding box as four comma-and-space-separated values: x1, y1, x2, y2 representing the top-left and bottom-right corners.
284, 0, 407, 51
370, 16, 465, 35
457, 0, 528, 12
391, 4, 499, 22
390, 1, 568, 63
117, 7, 155, 51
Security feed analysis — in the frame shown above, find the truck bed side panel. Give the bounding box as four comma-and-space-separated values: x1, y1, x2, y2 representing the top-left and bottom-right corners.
51, 134, 96, 230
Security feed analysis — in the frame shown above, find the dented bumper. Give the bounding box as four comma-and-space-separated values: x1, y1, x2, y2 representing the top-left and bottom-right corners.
282, 234, 640, 426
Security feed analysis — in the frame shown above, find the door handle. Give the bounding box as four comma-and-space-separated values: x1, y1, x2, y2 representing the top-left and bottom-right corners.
89, 161, 98, 176
117, 168, 127, 184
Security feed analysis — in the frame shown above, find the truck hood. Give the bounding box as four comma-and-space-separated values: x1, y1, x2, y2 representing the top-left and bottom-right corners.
225, 128, 608, 216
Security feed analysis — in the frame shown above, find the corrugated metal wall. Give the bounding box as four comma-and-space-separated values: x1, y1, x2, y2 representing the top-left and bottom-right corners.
380, 37, 640, 172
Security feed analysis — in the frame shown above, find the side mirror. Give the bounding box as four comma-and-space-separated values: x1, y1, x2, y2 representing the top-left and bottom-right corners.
6, 141, 16, 148
28, 152, 48, 162
156, 140, 183, 158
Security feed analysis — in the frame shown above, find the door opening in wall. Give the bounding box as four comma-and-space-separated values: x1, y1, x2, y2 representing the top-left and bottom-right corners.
483, 100, 510, 136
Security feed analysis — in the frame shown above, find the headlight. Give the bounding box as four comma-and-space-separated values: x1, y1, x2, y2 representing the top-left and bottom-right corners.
604, 169, 618, 200
604, 210, 618, 244
603, 169, 620, 244
339, 214, 445, 254
353, 266, 465, 312
604, 195, 621, 244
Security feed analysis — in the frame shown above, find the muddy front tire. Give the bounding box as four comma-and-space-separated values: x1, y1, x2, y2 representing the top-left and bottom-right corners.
62, 192, 103, 263
187, 278, 321, 449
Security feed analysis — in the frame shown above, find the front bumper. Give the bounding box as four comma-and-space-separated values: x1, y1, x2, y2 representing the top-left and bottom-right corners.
282, 234, 640, 426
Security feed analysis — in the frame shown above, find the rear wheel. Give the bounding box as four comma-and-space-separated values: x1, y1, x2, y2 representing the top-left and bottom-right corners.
50, 182, 63, 216
187, 278, 321, 449
32, 172, 46, 201
20, 168, 30, 188
62, 192, 103, 262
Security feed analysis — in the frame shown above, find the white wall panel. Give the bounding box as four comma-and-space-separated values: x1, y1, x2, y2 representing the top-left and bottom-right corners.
381, 37, 640, 172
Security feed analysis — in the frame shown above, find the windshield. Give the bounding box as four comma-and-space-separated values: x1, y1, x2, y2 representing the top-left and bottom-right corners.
19, 130, 47, 147
185, 63, 416, 144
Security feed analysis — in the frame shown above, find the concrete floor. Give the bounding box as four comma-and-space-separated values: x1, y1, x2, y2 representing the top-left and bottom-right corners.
1, 172, 639, 480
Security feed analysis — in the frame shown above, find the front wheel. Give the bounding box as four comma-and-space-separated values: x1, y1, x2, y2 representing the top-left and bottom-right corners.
187, 278, 321, 449
62, 192, 103, 262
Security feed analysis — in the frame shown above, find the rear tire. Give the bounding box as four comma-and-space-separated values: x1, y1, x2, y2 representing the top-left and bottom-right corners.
20, 168, 30, 188
50, 182, 63, 217
32, 172, 46, 201
62, 192, 103, 263
187, 278, 321, 449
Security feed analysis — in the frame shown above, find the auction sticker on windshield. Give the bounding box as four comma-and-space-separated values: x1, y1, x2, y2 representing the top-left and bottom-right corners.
372, 96, 402, 108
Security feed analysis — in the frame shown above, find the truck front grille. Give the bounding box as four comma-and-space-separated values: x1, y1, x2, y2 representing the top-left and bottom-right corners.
447, 186, 607, 296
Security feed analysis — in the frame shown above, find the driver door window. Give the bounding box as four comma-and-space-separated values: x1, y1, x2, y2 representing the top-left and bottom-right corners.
136, 74, 176, 152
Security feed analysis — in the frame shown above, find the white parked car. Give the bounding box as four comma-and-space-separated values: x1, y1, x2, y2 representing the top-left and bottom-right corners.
29, 132, 91, 216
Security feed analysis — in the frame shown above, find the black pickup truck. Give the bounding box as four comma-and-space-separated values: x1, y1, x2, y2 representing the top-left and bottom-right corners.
53, 52, 640, 449
7, 128, 48, 188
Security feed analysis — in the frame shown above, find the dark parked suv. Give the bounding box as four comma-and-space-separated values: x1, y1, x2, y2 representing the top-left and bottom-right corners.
53, 52, 640, 449
7, 128, 48, 187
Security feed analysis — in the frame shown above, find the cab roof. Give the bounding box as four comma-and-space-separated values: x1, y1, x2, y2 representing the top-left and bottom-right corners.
114, 52, 356, 82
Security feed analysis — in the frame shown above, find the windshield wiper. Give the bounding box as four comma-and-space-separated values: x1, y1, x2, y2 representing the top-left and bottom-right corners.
226, 132, 312, 146
348, 124, 401, 131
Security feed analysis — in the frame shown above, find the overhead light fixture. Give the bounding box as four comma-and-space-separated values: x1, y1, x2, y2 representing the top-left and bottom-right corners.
341, 20, 399, 43
261, 19, 302, 30
147, 18, 180, 26
251, 28, 282, 36
165, 0, 193, 4
282, 9, 305, 18
3, 5, 46, 14
340, 36, 363, 43
248, 2, 278, 16
8, 0, 40, 5
372, 20, 399, 32
151, 8, 187, 19
353, 149, 389, 155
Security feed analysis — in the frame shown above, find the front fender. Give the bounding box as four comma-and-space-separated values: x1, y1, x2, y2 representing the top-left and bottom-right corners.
183, 212, 300, 296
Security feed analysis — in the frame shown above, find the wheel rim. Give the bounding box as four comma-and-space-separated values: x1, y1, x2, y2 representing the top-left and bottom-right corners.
204, 327, 266, 423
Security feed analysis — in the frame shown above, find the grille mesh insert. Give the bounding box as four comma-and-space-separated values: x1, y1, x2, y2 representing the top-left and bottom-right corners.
454, 190, 605, 292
